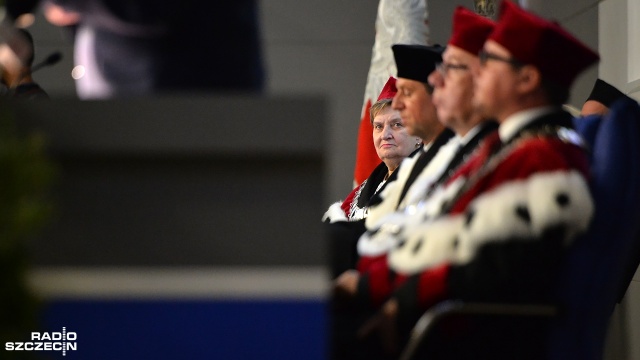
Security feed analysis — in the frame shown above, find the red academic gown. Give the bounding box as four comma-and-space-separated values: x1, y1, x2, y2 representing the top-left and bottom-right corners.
356, 110, 594, 310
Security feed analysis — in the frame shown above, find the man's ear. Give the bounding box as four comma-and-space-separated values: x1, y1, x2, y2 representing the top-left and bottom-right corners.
515, 65, 542, 94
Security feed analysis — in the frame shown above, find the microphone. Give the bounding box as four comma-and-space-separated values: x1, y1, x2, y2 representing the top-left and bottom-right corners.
31, 51, 63, 73
11, 51, 63, 88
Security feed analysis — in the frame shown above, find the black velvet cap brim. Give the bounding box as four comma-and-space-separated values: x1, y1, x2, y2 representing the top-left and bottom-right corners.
586, 78, 628, 108
392, 44, 444, 83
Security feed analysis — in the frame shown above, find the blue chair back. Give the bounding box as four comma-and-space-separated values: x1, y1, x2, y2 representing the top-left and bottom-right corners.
549, 98, 640, 360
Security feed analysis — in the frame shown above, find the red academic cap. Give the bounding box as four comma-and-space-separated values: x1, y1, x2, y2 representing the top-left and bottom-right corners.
377, 77, 398, 101
449, 6, 495, 56
488, 0, 599, 89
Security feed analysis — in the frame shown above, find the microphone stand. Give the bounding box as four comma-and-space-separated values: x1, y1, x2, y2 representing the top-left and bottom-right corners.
12, 51, 62, 87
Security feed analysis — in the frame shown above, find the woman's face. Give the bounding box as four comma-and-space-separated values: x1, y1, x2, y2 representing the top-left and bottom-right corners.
372, 106, 419, 171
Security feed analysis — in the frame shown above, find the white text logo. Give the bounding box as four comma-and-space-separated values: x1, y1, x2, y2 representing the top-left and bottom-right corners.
5, 327, 77, 356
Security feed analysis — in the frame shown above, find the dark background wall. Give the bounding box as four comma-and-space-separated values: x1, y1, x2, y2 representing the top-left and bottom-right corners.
13, 96, 327, 268
10, 96, 329, 360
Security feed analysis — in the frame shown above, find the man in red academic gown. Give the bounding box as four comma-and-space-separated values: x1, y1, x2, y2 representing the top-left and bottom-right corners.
335, 2, 600, 358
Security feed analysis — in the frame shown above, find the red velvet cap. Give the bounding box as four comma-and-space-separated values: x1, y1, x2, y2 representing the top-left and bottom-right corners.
449, 6, 495, 56
377, 77, 397, 101
488, 0, 599, 89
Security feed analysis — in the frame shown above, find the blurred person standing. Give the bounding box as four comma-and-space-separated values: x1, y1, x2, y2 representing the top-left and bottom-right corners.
0, 28, 50, 99
38, 0, 263, 99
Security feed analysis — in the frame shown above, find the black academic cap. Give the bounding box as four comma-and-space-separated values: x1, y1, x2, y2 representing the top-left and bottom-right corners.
586, 79, 630, 108
392, 44, 444, 83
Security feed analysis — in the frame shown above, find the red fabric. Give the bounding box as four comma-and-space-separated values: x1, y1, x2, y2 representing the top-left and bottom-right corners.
365, 259, 408, 307
357, 253, 386, 274
447, 137, 590, 215
415, 264, 451, 309
488, 0, 599, 88
358, 130, 591, 308
362, 254, 447, 309
449, 6, 495, 55
354, 99, 380, 185
376, 77, 397, 101
340, 185, 360, 216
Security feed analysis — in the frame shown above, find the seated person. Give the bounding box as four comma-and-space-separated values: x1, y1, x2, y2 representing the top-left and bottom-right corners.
325, 48, 448, 280
329, 45, 448, 360
362, 44, 452, 230
348, 4, 499, 296
336, 2, 600, 358
324, 77, 422, 223
581, 78, 635, 116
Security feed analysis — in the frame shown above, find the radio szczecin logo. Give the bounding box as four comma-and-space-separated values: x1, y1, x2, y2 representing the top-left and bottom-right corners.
5, 327, 77, 356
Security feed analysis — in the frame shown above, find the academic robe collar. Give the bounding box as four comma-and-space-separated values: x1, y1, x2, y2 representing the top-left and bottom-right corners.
499, 106, 556, 143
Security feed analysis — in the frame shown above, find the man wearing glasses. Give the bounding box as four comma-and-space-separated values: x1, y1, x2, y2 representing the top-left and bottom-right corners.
426, 6, 499, 191
336, 2, 600, 358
